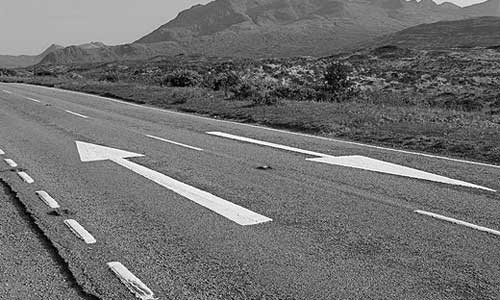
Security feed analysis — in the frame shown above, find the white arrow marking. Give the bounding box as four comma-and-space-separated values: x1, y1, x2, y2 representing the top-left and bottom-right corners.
107, 262, 156, 300
0, 149, 4, 155
75, 141, 271, 225
207, 132, 495, 192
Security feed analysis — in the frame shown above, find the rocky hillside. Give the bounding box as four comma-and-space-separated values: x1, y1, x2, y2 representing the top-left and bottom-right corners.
375, 16, 500, 49
38, 0, 500, 65
0, 44, 63, 68
133, 0, 499, 57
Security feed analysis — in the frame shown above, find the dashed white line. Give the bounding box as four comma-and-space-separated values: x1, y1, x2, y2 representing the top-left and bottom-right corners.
146, 134, 203, 151
1, 89, 12, 94
107, 262, 156, 300
65, 110, 89, 119
24, 96, 41, 103
16, 83, 500, 169
35, 191, 60, 209
0, 149, 5, 155
4, 158, 17, 167
17, 171, 34, 184
64, 219, 96, 244
415, 210, 500, 236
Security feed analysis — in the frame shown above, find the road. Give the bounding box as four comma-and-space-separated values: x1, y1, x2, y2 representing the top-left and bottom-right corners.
0, 82, 499, 300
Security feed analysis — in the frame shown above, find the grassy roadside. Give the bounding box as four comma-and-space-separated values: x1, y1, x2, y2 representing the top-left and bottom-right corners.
2, 75, 500, 164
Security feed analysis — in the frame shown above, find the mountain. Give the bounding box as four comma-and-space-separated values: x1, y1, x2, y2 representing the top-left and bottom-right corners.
133, 0, 497, 57
38, 0, 500, 65
0, 44, 63, 68
374, 16, 500, 49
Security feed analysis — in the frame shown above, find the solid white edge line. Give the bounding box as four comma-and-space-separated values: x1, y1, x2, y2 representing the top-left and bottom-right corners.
17, 171, 34, 184
12, 83, 500, 169
0, 149, 4, 155
415, 210, 500, 236
146, 134, 203, 151
35, 191, 60, 209
4, 158, 18, 167
65, 110, 89, 119
63, 219, 96, 244
107, 262, 156, 300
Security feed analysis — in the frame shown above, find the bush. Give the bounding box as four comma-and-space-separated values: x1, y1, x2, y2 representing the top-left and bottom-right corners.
160, 69, 202, 87
204, 71, 240, 97
230, 78, 278, 105
321, 62, 355, 102
98, 72, 120, 82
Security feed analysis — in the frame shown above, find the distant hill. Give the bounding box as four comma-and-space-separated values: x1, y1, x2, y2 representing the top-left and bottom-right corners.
373, 16, 500, 49
0, 44, 63, 68
37, 0, 500, 65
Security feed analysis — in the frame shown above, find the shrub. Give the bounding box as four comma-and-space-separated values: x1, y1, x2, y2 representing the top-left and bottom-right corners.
98, 72, 120, 82
160, 69, 202, 87
321, 62, 355, 102
230, 77, 278, 105
204, 71, 240, 97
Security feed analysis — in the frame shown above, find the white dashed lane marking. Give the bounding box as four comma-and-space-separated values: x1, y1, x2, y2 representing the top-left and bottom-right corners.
17, 171, 34, 184
0, 149, 4, 155
1, 89, 12, 94
415, 210, 500, 237
65, 110, 89, 119
24, 96, 41, 103
64, 219, 96, 244
146, 134, 203, 151
107, 262, 156, 300
35, 191, 60, 209
4, 158, 17, 167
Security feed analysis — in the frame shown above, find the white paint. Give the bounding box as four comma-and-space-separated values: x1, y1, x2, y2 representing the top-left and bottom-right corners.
146, 134, 203, 151
75, 141, 272, 225
415, 210, 500, 236
64, 219, 96, 244
15, 83, 500, 169
1, 90, 12, 94
107, 262, 156, 300
0, 149, 4, 155
4, 158, 17, 167
35, 191, 60, 209
308, 156, 496, 192
17, 171, 34, 184
65, 110, 89, 119
24, 97, 41, 103
208, 132, 495, 192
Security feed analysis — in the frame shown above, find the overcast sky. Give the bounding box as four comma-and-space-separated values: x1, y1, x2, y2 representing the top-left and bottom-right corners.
0, 0, 488, 55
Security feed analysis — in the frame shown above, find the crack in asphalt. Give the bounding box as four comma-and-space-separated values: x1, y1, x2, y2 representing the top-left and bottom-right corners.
0, 178, 102, 300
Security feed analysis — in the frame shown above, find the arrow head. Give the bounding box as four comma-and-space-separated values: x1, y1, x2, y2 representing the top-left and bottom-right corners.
76, 141, 144, 162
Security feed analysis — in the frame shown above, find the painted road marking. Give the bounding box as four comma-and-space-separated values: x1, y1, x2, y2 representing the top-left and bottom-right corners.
146, 134, 203, 151
0, 149, 4, 155
1, 90, 12, 94
65, 110, 89, 119
107, 262, 156, 300
35, 191, 60, 209
17, 83, 500, 169
76, 141, 272, 226
415, 210, 500, 236
4, 158, 18, 167
24, 96, 41, 103
64, 219, 96, 244
208, 132, 495, 192
17, 171, 34, 184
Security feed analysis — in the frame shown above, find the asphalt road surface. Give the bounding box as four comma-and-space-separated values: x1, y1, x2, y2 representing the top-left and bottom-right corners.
1, 82, 500, 300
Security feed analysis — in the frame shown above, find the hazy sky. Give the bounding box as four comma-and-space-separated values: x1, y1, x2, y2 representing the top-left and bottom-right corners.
0, 0, 488, 55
